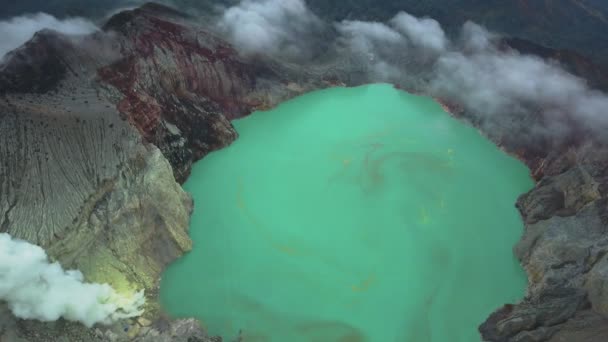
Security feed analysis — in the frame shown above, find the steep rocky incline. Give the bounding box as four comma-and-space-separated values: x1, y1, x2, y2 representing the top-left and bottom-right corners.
478, 141, 608, 342
0, 3, 330, 341
97, 3, 327, 181
440, 76, 608, 340
0, 28, 209, 341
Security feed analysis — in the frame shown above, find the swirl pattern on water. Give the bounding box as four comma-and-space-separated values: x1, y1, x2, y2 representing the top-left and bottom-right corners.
160, 84, 533, 342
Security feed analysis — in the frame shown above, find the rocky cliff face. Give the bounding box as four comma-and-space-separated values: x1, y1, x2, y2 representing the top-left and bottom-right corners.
0, 27, 202, 340
500, 37, 608, 92
477, 142, 608, 342
1, 3, 608, 342
0, 3, 329, 341
96, 3, 328, 182
437, 74, 608, 341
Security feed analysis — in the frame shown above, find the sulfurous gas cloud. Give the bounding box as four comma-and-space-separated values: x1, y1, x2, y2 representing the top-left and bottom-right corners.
0, 12, 97, 60
217, 0, 324, 61
0, 233, 144, 327
336, 14, 608, 143
221, 0, 608, 144
427, 22, 608, 142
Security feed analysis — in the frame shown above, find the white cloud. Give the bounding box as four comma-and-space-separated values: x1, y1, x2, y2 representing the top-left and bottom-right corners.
335, 20, 408, 82
0, 13, 97, 60
332, 13, 608, 141
337, 20, 404, 46
390, 12, 447, 53
217, 0, 323, 60
0, 233, 144, 327
429, 23, 608, 139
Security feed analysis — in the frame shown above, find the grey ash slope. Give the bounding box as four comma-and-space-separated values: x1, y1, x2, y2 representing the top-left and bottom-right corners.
1, 3, 608, 342
0, 27, 206, 342
0, 30, 139, 245
0, 3, 326, 341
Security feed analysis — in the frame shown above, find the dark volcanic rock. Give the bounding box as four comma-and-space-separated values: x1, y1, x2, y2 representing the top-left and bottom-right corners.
0, 30, 69, 94
501, 37, 608, 91
97, 4, 326, 181
0, 7, 207, 342
478, 143, 608, 341
0, 4, 326, 341
0, 305, 217, 342
480, 288, 588, 342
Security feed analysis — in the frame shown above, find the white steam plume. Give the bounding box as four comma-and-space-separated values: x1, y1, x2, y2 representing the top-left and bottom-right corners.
335, 20, 408, 80
390, 12, 447, 54
217, 0, 323, 60
0, 233, 144, 327
334, 13, 608, 142
219, 1, 608, 141
0, 13, 98, 60
335, 13, 450, 82
429, 22, 608, 139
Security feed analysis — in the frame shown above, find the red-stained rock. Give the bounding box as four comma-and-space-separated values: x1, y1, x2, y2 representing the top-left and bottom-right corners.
97, 5, 325, 181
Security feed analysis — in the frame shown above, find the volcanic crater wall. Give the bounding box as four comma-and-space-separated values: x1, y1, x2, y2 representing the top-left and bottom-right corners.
1, 3, 608, 342
0, 4, 325, 341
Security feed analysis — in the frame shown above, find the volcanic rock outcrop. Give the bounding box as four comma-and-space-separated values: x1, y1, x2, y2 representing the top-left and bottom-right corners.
97, 3, 330, 182
1, 2, 608, 342
477, 142, 608, 342
0, 27, 202, 341
0, 3, 324, 341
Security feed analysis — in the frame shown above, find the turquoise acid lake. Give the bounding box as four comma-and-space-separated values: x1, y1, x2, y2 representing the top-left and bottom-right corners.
160, 84, 533, 342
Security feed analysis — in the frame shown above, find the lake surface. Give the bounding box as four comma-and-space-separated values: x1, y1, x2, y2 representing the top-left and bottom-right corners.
160, 84, 533, 342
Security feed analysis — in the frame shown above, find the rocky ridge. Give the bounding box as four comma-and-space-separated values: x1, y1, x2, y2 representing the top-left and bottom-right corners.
1, 3, 608, 342
0, 3, 329, 341
97, 3, 331, 182
476, 142, 608, 342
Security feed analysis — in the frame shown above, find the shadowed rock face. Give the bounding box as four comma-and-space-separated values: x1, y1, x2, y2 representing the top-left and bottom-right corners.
96, 4, 328, 181
1, 2, 608, 342
478, 143, 608, 342
0, 26, 203, 340
0, 4, 326, 341
0, 32, 68, 94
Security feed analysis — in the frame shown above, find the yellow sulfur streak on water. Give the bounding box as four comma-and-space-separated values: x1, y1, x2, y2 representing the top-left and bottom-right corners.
160, 84, 533, 342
